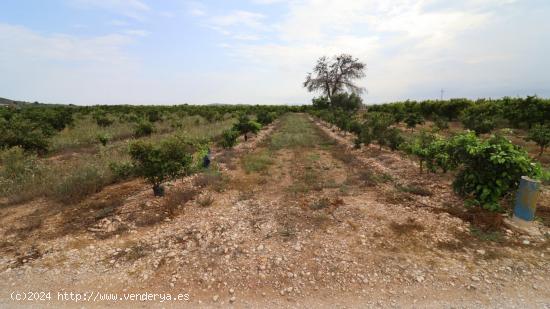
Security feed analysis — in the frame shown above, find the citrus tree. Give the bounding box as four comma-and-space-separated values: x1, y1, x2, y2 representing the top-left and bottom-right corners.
527, 124, 550, 156
233, 114, 262, 141
129, 138, 193, 196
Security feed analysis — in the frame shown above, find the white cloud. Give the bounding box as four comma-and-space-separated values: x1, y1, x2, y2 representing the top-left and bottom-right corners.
0, 23, 135, 63
2, 0, 548, 105
209, 10, 266, 29
0, 23, 143, 104
216, 0, 543, 103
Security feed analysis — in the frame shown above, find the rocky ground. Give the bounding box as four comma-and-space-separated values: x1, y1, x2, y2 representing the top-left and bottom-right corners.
0, 113, 549, 308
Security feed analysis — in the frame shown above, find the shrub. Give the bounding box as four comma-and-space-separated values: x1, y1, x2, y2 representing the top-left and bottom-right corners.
146, 110, 162, 122
349, 120, 362, 136
403, 130, 436, 173
233, 114, 262, 141
386, 127, 404, 151
312, 96, 330, 109
95, 115, 114, 127
460, 103, 498, 135
129, 138, 193, 196
363, 112, 394, 149
404, 113, 424, 130
0, 116, 50, 153
220, 129, 239, 148
329, 93, 363, 112
526, 124, 550, 156
449, 133, 541, 211
256, 110, 276, 125
97, 133, 110, 146
134, 120, 154, 137
108, 161, 135, 181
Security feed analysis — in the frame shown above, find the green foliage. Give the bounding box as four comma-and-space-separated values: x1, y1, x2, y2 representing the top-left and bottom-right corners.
312, 96, 330, 109
134, 120, 154, 137
18, 107, 74, 133
441, 98, 473, 121
109, 161, 135, 181
256, 110, 277, 125
541, 168, 550, 185
460, 103, 499, 135
501, 95, 549, 129
449, 133, 541, 211
403, 130, 436, 173
129, 138, 193, 196
363, 112, 395, 149
233, 114, 262, 141
527, 124, 550, 156
403, 130, 540, 211
146, 110, 162, 123
0, 116, 50, 153
94, 112, 114, 127
220, 129, 239, 149
404, 113, 424, 130
386, 127, 405, 151
349, 120, 362, 136
329, 93, 363, 112
97, 133, 110, 146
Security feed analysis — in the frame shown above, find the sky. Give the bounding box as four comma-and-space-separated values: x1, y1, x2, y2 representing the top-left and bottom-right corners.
1, 0, 549, 105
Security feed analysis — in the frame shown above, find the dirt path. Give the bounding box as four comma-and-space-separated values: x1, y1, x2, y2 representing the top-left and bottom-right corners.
1, 113, 549, 308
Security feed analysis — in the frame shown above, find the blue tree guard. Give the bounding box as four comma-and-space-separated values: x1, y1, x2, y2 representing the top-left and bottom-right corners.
202, 149, 211, 168
513, 176, 541, 221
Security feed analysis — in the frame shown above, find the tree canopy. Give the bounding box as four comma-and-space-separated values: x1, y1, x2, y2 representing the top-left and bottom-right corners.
304, 54, 366, 97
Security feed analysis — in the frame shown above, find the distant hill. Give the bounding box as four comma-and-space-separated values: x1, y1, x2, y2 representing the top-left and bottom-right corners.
0, 97, 72, 108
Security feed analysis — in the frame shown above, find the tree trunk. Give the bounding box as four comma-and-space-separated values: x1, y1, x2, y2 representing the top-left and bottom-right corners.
244, 133, 248, 142
153, 184, 165, 197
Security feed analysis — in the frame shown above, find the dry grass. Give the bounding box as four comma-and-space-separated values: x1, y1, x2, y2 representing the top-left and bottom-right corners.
6, 215, 43, 239
395, 184, 433, 196
163, 187, 198, 215
389, 218, 425, 235
196, 194, 214, 207
309, 197, 330, 210
193, 170, 228, 192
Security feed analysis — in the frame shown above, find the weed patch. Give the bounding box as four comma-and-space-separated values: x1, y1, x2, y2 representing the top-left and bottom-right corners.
197, 194, 214, 207
242, 150, 273, 173
395, 184, 433, 196
193, 169, 228, 192
309, 197, 330, 210
390, 218, 424, 235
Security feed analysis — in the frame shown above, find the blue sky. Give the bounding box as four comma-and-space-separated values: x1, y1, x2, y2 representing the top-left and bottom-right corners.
1, 0, 549, 105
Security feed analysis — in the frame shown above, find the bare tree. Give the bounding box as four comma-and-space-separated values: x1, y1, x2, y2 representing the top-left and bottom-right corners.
303, 54, 366, 97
